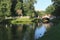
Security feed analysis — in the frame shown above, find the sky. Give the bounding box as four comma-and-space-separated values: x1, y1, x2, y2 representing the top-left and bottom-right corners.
34, 0, 52, 11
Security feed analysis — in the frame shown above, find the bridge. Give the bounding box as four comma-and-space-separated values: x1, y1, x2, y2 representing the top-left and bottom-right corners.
41, 14, 56, 20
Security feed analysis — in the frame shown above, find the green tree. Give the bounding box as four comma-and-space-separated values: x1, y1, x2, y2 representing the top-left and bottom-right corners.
36, 11, 44, 17
0, 0, 11, 17
15, 0, 36, 17
46, 5, 55, 14
52, 0, 60, 17
0, 0, 36, 17
24, 0, 36, 17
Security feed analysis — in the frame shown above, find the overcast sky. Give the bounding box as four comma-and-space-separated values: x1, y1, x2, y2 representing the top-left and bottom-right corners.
34, 0, 52, 11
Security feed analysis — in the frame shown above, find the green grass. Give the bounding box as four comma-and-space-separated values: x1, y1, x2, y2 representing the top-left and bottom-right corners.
11, 17, 33, 24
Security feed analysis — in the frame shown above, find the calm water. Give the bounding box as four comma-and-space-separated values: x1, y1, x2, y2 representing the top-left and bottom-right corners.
34, 24, 46, 40
0, 23, 52, 40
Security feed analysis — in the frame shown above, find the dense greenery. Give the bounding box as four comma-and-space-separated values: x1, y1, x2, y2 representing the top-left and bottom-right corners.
0, 0, 36, 17
0, 0, 11, 17
0, 0, 60, 19
52, 0, 60, 17
0, 0, 60, 40
45, 0, 60, 17
13, 0, 36, 17
36, 11, 45, 17
46, 5, 55, 14
11, 17, 32, 24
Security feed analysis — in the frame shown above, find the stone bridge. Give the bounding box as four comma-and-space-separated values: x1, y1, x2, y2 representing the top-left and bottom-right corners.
41, 14, 56, 20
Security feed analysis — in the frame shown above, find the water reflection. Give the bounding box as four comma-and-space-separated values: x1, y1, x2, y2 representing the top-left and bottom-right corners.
0, 22, 52, 40
34, 24, 47, 40
34, 22, 53, 40
11, 23, 35, 40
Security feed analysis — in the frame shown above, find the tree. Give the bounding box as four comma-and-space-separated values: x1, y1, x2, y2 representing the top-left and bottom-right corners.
24, 0, 36, 17
15, 0, 22, 16
51, 0, 60, 17
46, 5, 55, 14
15, 0, 36, 17
0, 0, 11, 17
0, 0, 36, 17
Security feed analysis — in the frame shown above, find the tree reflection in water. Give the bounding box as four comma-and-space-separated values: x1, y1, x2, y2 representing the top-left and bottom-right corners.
11, 23, 35, 40
0, 22, 52, 40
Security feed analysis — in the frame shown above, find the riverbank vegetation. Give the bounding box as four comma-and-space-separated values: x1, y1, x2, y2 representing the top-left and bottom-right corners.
0, 0, 60, 40
38, 22, 60, 40
11, 17, 32, 24
0, 0, 50, 24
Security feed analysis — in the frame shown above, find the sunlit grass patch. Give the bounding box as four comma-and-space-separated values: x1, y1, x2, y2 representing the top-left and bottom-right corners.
11, 17, 33, 24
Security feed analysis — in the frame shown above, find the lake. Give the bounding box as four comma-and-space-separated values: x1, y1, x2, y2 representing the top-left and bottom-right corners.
0, 22, 52, 40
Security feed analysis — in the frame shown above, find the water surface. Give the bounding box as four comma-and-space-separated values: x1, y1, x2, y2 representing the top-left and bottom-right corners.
0, 23, 52, 40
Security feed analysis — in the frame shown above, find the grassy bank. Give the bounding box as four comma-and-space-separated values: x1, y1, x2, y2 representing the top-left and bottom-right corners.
11, 17, 33, 24
10, 17, 41, 24
39, 22, 60, 40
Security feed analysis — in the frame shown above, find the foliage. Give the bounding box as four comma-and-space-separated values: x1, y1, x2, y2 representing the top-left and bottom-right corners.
36, 11, 46, 16
15, 2, 21, 10
15, 0, 36, 16
0, 0, 36, 17
0, 0, 11, 17
11, 17, 32, 24
46, 5, 55, 14
51, 0, 60, 16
